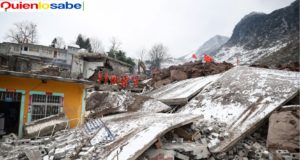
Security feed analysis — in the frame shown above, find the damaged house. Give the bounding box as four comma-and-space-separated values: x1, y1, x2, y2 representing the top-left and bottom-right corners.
0, 70, 92, 137
0, 42, 76, 77
80, 54, 133, 80
0, 42, 133, 81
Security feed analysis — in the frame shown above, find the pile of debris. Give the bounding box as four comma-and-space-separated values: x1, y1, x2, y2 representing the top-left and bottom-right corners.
85, 91, 172, 119
139, 120, 270, 160
151, 61, 233, 88
250, 61, 300, 72
139, 106, 300, 160
23, 113, 68, 139
30, 65, 70, 78
0, 118, 115, 160
1, 66, 299, 160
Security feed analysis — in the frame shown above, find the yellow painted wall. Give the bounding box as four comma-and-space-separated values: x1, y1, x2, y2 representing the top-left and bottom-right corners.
0, 75, 84, 127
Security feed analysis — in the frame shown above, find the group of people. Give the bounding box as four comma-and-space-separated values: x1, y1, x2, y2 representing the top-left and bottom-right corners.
97, 71, 139, 88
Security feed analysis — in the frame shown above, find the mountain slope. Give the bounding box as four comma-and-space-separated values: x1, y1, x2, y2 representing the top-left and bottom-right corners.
175, 35, 229, 64
196, 35, 229, 57
215, 0, 299, 65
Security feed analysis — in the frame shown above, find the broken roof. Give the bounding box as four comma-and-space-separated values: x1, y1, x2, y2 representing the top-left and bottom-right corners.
80, 54, 133, 67
92, 112, 201, 160
1, 42, 68, 53
0, 70, 93, 85
146, 74, 221, 105
178, 66, 300, 153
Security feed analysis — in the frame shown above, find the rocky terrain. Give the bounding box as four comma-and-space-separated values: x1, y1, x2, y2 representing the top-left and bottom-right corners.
195, 35, 229, 57
214, 0, 299, 66
151, 61, 233, 88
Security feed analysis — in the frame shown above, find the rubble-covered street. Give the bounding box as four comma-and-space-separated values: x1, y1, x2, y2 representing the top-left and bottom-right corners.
0, 1, 299, 159
0, 65, 299, 160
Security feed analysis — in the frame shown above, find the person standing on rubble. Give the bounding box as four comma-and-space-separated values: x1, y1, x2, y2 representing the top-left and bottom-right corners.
98, 71, 102, 84
104, 72, 109, 84
204, 54, 213, 63
125, 75, 129, 88
110, 74, 114, 85
121, 76, 127, 89
134, 75, 139, 88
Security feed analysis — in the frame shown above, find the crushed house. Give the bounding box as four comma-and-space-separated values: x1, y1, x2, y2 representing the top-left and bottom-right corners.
80, 54, 133, 80
0, 42, 78, 77
0, 42, 132, 80
0, 70, 92, 137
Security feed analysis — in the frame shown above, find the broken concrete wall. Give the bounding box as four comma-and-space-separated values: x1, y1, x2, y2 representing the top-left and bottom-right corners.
86, 91, 171, 118
71, 55, 84, 79
146, 74, 221, 105
267, 106, 300, 153
24, 113, 68, 138
178, 66, 300, 153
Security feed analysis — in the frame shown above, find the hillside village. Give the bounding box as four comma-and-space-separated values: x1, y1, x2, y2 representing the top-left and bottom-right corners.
0, 0, 299, 160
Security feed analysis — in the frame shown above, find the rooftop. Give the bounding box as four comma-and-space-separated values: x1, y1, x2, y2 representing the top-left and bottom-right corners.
80, 53, 133, 67
0, 70, 94, 85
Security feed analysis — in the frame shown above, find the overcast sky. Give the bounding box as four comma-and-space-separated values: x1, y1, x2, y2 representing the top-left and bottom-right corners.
0, 0, 294, 58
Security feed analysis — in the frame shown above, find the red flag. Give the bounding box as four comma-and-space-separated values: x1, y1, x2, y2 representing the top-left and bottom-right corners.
192, 53, 197, 59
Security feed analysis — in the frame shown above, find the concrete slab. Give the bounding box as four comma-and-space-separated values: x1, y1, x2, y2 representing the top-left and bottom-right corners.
178, 66, 300, 153
92, 112, 201, 160
145, 74, 221, 105
267, 107, 300, 153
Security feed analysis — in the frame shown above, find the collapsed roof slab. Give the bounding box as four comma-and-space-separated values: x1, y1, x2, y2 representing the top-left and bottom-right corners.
145, 74, 221, 105
93, 112, 201, 160
178, 66, 300, 153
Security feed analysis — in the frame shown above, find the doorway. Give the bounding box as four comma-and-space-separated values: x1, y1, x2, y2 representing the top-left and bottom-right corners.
0, 91, 22, 136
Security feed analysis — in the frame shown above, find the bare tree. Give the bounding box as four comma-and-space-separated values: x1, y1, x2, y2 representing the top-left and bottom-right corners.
109, 37, 121, 52
90, 38, 105, 53
6, 21, 38, 44
148, 43, 168, 69
107, 37, 121, 58
136, 48, 147, 61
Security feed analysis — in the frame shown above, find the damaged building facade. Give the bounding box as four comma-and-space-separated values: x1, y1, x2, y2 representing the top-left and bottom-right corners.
0, 42, 74, 76
0, 70, 92, 137
81, 54, 132, 79
0, 42, 132, 80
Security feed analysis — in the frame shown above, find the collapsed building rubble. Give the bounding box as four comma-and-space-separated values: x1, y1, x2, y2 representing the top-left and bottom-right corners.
250, 61, 300, 72
151, 61, 233, 88
267, 105, 300, 160
86, 91, 172, 118
0, 117, 116, 160
178, 66, 299, 153
146, 74, 221, 105
30, 65, 71, 78
24, 113, 68, 139
0, 66, 299, 160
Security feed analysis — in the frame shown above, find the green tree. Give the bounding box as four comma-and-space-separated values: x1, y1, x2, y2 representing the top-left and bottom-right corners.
76, 34, 85, 49
85, 38, 92, 53
51, 38, 57, 47
126, 57, 136, 73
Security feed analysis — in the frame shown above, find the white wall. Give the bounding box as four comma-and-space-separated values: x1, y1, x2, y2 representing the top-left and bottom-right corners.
83, 61, 104, 79
71, 56, 84, 78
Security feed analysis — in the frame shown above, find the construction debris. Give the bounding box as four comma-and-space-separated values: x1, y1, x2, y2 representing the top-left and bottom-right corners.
0, 117, 114, 160
1, 66, 299, 160
86, 91, 172, 118
145, 74, 221, 105
30, 65, 70, 78
178, 66, 300, 153
267, 105, 300, 157
88, 112, 201, 160
251, 61, 300, 72
24, 113, 68, 138
151, 61, 233, 88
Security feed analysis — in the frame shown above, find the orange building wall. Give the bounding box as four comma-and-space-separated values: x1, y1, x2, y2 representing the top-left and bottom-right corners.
0, 75, 84, 127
